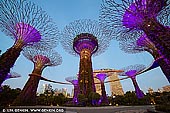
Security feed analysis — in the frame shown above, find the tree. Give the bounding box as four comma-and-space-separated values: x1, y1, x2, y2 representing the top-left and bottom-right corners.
0, 0, 60, 86
100, 0, 170, 82
88, 92, 100, 106
61, 19, 112, 98
0, 85, 21, 108
77, 94, 88, 106
12, 48, 62, 106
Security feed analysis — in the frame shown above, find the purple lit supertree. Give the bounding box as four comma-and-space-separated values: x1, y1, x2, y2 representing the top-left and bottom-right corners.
119, 34, 159, 57
65, 76, 79, 104
119, 64, 146, 99
100, 0, 170, 82
95, 73, 109, 104
61, 19, 111, 97
0, 71, 21, 92
119, 34, 170, 82
12, 47, 62, 106
5, 71, 21, 81
0, 0, 59, 86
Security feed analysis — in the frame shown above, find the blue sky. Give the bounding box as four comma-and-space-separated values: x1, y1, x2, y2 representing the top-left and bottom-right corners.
0, 0, 169, 95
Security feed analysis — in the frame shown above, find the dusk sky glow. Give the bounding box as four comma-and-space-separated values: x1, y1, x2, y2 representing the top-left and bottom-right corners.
0, 0, 169, 96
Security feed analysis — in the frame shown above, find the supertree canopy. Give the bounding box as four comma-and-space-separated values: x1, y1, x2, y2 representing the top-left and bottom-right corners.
119, 64, 146, 99
100, 0, 170, 82
5, 71, 21, 81
119, 34, 170, 82
65, 76, 79, 104
100, 0, 170, 40
119, 33, 159, 58
100, 0, 170, 52
12, 47, 62, 106
0, 71, 21, 92
61, 19, 111, 97
0, 0, 60, 86
95, 73, 109, 104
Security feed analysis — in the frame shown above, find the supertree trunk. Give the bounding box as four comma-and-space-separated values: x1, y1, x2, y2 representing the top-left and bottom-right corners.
12, 69, 42, 106
0, 47, 22, 85
12, 48, 62, 106
73, 84, 79, 103
146, 45, 170, 83
100, 82, 108, 104
0, 0, 60, 86
131, 77, 144, 99
120, 64, 145, 98
143, 19, 170, 57
143, 20, 170, 82
78, 49, 95, 96
156, 57, 170, 82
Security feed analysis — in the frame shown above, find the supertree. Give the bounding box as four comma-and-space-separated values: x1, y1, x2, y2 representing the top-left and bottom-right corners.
0, 71, 21, 92
95, 73, 109, 104
100, 0, 170, 82
12, 47, 62, 106
119, 33, 170, 82
5, 71, 21, 81
0, 0, 59, 86
61, 19, 111, 97
65, 76, 79, 104
119, 64, 146, 99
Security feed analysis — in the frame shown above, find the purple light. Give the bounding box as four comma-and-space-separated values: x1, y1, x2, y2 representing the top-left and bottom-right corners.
5, 72, 21, 80
72, 80, 78, 85
125, 70, 137, 78
15, 22, 41, 45
122, 0, 165, 29
96, 73, 107, 82
134, 83, 144, 99
73, 33, 98, 54
136, 34, 147, 47
122, 3, 143, 29
131, 77, 144, 99
5, 73, 11, 80
33, 55, 50, 66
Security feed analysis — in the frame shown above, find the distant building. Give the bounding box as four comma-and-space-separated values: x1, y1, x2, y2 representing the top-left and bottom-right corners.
162, 85, 170, 92
43, 84, 53, 93
62, 88, 67, 97
93, 69, 124, 96
71, 88, 74, 98
157, 88, 163, 93
108, 72, 124, 96
54, 88, 68, 97
148, 88, 154, 94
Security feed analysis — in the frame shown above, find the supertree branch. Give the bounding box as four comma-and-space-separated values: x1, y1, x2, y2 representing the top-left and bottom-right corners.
23, 47, 62, 75
12, 48, 62, 106
100, 0, 168, 31
0, 0, 60, 48
119, 64, 145, 98
119, 33, 159, 58
100, 0, 170, 42
6, 71, 21, 80
61, 19, 111, 97
0, 0, 60, 86
65, 76, 79, 103
100, 0, 170, 83
119, 33, 170, 82
0, 71, 21, 91
61, 19, 111, 57
99, 0, 144, 40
